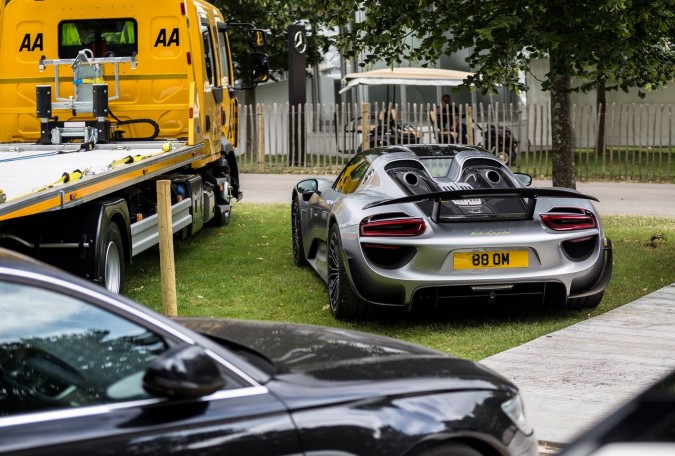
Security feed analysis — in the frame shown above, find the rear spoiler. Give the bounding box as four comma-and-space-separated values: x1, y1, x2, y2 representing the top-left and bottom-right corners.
363, 187, 599, 223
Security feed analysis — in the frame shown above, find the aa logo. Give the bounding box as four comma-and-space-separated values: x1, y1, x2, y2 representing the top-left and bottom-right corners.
154, 28, 179, 47
19, 33, 43, 52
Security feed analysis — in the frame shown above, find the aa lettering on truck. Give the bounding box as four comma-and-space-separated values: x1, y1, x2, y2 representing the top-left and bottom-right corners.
154, 28, 179, 47
15, 20, 45, 63
19, 33, 43, 52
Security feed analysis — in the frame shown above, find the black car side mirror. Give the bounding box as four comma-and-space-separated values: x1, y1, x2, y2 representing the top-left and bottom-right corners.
143, 345, 225, 399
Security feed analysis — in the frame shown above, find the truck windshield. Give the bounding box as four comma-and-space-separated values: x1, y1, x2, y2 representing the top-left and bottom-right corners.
59, 19, 137, 58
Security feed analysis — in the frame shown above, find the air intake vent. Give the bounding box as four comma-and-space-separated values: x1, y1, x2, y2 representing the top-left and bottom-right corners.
440, 182, 474, 191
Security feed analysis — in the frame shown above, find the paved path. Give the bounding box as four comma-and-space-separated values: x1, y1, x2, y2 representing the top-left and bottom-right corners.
240, 173, 675, 218
481, 284, 675, 451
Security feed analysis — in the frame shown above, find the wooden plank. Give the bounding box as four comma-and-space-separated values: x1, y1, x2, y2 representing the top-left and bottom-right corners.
481, 284, 675, 446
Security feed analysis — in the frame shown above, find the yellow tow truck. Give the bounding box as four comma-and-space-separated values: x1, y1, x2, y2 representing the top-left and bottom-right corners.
0, 0, 268, 291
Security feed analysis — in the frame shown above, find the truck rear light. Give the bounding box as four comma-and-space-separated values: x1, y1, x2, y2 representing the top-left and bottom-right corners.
360, 217, 426, 237
189, 107, 194, 118
540, 212, 596, 231
187, 52, 192, 65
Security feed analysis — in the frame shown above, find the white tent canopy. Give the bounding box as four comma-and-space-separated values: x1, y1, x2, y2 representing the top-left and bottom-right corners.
339, 67, 474, 94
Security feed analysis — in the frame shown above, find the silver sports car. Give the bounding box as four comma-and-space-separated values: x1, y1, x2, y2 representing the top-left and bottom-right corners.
292, 145, 613, 320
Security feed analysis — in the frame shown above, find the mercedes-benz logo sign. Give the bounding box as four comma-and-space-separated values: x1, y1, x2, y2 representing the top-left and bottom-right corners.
293, 31, 307, 54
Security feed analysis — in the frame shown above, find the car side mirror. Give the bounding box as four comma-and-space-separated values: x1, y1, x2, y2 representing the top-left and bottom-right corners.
515, 173, 532, 187
297, 179, 318, 201
251, 52, 269, 85
143, 345, 225, 399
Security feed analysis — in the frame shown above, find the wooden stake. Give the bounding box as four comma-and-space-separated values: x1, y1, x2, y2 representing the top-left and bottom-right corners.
362, 102, 370, 151
467, 105, 474, 146
257, 103, 265, 172
157, 180, 177, 317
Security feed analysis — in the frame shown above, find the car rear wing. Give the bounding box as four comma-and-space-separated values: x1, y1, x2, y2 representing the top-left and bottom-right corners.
363, 187, 599, 223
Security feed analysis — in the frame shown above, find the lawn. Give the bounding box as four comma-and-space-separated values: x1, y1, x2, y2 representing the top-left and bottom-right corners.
124, 203, 674, 361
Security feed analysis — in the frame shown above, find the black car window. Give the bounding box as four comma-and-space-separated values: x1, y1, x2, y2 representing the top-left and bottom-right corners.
334, 155, 371, 194
0, 281, 167, 417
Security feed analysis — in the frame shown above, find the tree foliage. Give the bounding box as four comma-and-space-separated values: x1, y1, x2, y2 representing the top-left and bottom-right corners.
321, 0, 675, 188
214, 0, 331, 84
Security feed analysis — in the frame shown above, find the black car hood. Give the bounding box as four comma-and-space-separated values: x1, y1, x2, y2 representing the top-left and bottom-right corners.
177, 318, 514, 399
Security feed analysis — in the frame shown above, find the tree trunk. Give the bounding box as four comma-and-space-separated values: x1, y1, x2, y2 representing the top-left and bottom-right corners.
549, 49, 576, 189
596, 80, 606, 156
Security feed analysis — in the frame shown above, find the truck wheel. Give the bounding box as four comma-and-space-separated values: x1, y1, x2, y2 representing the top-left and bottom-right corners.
100, 222, 124, 294
212, 205, 232, 227
327, 224, 372, 320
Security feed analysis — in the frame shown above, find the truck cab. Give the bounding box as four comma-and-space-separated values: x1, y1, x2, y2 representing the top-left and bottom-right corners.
0, 0, 267, 157
0, 0, 268, 291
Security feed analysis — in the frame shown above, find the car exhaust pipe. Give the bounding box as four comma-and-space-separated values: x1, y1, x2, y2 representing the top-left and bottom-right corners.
486, 170, 501, 184
403, 172, 420, 187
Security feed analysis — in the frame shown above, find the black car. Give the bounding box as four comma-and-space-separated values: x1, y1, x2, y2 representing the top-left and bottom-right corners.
0, 248, 537, 455
558, 369, 675, 456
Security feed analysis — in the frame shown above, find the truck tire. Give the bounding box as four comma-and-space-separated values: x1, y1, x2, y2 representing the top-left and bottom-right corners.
211, 204, 232, 227
100, 221, 124, 293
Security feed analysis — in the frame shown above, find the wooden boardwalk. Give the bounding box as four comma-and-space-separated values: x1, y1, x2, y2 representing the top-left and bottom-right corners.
481, 284, 675, 452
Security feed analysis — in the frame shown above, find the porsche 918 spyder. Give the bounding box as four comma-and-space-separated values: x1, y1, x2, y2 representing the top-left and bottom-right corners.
291, 145, 613, 320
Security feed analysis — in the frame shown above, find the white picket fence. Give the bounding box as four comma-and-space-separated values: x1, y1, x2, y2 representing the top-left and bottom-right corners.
235, 101, 674, 182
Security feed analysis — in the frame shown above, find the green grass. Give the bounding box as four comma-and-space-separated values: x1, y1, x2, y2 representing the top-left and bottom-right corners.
515, 148, 674, 183
124, 203, 675, 361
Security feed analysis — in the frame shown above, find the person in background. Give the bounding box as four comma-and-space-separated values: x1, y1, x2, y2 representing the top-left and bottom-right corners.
436, 94, 467, 144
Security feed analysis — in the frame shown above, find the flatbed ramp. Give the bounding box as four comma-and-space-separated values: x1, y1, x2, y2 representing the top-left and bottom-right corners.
0, 141, 204, 221
481, 284, 675, 452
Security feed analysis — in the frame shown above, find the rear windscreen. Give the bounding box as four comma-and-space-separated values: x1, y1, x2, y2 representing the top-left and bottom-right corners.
59, 19, 137, 58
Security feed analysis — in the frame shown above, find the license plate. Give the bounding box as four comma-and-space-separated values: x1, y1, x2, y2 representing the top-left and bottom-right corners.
453, 250, 528, 269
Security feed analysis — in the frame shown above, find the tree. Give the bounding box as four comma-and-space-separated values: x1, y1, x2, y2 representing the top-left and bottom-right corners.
321, 0, 675, 188
214, 0, 330, 87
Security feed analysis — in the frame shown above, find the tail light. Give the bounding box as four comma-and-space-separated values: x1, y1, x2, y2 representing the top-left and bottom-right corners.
360, 217, 426, 237
540, 211, 596, 231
